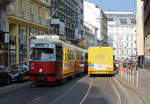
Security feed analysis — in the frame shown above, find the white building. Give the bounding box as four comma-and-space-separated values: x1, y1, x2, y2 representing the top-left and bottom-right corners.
84, 21, 98, 48
84, 1, 108, 46
105, 11, 137, 60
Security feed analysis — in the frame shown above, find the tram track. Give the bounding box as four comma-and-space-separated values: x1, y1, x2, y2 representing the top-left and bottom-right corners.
79, 76, 121, 104
25, 75, 88, 104
49, 75, 89, 104
79, 77, 94, 104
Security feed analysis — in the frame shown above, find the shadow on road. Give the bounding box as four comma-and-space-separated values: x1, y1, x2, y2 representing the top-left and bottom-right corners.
89, 74, 114, 78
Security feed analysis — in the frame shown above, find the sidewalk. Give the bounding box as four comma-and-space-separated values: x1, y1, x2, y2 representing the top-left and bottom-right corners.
0, 82, 31, 97
116, 68, 150, 104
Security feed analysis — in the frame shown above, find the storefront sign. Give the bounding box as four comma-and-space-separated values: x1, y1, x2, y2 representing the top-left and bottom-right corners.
51, 19, 60, 24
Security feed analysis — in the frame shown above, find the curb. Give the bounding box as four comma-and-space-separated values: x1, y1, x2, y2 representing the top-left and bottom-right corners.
0, 82, 31, 96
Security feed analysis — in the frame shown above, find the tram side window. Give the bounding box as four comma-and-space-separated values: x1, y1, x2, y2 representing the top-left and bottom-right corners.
85, 53, 88, 60
82, 53, 85, 61
73, 51, 75, 60
56, 46, 62, 61
71, 50, 74, 60
67, 49, 71, 61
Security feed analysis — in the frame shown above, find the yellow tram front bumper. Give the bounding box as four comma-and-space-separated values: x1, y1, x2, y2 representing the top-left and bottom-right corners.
88, 68, 114, 74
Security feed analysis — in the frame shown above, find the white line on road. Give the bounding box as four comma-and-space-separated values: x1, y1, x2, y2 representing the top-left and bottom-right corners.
115, 77, 145, 104
49, 75, 89, 104
109, 78, 121, 104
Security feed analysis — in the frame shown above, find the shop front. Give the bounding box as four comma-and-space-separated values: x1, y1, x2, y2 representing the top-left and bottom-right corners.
0, 30, 9, 66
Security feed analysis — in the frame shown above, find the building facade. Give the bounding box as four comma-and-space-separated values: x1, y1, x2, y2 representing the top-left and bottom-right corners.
84, 1, 108, 46
50, 0, 84, 45
84, 21, 97, 49
105, 11, 137, 60
6, 0, 50, 66
143, 0, 150, 68
99, 10, 108, 46
137, 0, 144, 68
77, 0, 84, 40
0, 0, 12, 66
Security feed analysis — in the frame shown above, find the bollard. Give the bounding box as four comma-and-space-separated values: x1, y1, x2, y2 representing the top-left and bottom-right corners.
132, 70, 134, 86
126, 69, 128, 80
129, 69, 131, 84
136, 71, 139, 88
123, 69, 125, 79
127, 68, 129, 82
128, 68, 130, 82
128, 69, 130, 82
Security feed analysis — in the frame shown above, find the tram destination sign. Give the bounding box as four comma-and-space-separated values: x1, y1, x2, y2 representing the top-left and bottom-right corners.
35, 43, 49, 48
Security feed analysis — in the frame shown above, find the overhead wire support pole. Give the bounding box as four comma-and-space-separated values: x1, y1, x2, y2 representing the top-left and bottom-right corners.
46, 0, 58, 36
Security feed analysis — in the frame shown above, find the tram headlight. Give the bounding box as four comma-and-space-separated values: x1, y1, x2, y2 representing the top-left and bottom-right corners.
39, 69, 43, 73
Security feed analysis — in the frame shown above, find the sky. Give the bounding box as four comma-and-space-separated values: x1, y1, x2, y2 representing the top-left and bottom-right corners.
87, 0, 137, 12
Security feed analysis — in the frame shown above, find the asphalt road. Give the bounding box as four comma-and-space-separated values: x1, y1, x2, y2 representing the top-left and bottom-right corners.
0, 74, 140, 104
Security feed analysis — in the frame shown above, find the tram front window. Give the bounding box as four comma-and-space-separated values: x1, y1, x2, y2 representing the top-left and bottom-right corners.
30, 48, 55, 61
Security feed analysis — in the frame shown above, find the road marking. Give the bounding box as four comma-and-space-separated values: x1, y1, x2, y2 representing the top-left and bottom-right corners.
109, 78, 121, 104
49, 75, 89, 104
80, 77, 94, 104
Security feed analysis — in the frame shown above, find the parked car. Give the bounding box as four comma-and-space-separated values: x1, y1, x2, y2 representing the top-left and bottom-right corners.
7, 65, 29, 82
0, 65, 11, 85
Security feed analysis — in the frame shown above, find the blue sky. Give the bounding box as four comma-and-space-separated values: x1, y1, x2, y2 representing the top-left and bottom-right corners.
87, 0, 137, 12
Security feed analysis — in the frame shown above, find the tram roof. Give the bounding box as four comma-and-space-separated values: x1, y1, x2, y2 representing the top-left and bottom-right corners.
31, 35, 87, 52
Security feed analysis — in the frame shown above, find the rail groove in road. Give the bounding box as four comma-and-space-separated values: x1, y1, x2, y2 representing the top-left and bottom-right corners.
79, 77, 94, 104
49, 75, 89, 104
80, 76, 121, 104
26, 75, 89, 104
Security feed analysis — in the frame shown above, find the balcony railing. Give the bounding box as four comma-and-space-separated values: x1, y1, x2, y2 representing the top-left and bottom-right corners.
7, 6, 46, 26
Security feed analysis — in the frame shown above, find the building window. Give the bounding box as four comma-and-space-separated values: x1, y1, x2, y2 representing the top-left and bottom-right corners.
38, 30, 44, 35
131, 18, 136, 24
120, 19, 127, 24
45, 9, 49, 26
20, 0, 24, 18
38, 7, 41, 24
9, 43, 16, 65
19, 26, 27, 65
30, 28, 37, 36
30, 2, 33, 21
108, 18, 114, 21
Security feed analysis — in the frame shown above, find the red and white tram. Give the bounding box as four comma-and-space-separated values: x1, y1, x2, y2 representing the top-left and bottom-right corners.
29, 36, 87, 84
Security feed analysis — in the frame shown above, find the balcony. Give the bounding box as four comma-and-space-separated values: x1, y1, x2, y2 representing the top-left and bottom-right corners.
32, 0, 50, 7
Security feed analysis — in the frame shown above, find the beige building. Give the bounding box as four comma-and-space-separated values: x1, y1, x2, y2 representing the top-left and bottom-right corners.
6, 0, 50, 66
136, 0, 144, 67
136, 0, 144, 56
